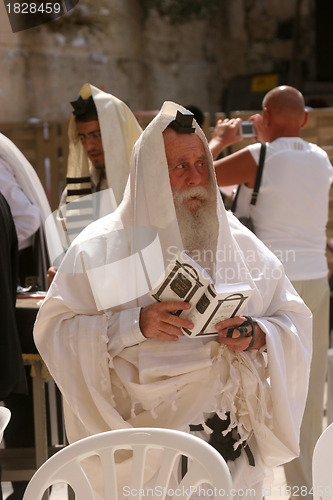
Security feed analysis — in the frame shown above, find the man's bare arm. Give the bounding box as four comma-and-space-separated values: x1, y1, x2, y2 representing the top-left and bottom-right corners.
214, 148, 258, 188
209, 118, 243, 160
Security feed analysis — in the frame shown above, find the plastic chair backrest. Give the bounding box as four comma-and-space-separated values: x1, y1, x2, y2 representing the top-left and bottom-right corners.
0, 406, 11, 443
312, 422, 333, 500
22, 427, 233, 500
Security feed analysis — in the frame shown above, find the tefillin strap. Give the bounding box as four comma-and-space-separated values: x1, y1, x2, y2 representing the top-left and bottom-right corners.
169, 110, 195, 133
70, 95, 95, 117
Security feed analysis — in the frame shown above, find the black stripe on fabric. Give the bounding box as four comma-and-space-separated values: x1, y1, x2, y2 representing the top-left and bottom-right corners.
67, 188, 92, 196
66, 177, 91, 184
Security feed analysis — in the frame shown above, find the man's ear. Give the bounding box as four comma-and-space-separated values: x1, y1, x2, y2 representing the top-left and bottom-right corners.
301, 109, 308, 129
262, 107, 270, 126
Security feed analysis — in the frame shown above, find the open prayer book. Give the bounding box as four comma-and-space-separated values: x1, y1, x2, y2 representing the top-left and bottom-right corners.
150, 252, 254, 338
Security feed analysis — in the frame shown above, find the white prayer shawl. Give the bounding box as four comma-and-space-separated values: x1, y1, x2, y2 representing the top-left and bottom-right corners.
0, 133, 62, 289
34, 102, 312, 496
56, 84, 143, 255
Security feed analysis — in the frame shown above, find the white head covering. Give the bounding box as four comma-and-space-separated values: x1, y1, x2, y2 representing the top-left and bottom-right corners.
66, 83, 143, 206
34, 101, 312, 494
55, 84, 143, 254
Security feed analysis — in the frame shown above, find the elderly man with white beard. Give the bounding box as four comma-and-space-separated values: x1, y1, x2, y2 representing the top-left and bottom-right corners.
140, 124, 266, 351
34, 102, 312, 499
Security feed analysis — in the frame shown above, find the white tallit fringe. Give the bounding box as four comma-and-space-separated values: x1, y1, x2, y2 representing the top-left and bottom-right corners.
202, 422, 214, 435
109, 341, 273, 449
213, 345, 273, 447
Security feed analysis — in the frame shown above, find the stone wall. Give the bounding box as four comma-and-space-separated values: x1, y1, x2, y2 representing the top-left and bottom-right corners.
0, 0, 317, 122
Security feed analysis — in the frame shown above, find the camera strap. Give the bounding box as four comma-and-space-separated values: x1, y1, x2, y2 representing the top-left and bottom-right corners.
231, 141, 267, 213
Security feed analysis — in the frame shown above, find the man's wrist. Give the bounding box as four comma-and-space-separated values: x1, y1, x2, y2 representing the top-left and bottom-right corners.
209, 137, 226, 159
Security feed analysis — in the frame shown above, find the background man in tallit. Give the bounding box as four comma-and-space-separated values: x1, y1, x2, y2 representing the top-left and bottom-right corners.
64, 84, 142, 209
47, 83, 143, 283
34, 102, 312, 499
0, 133, 55, 290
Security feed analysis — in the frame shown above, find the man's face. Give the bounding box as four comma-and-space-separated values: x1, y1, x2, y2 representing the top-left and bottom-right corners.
76, 120, 105, 169
163, 128, 210, 212
163, 126, 218, 257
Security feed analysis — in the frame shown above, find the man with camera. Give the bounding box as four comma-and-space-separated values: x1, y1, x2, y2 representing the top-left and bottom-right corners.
214, 85, 333, 498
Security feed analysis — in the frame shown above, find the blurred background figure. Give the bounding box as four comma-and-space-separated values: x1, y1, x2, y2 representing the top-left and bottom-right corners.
0, 133, 52, 290
0, 131, 60, 499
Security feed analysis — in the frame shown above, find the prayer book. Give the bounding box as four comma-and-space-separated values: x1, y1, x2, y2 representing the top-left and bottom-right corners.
150, 251, 254, 338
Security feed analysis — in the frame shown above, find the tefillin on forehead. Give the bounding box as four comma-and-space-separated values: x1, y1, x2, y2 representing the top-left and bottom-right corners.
169, 110, 195, 134
70, 95, 96, 117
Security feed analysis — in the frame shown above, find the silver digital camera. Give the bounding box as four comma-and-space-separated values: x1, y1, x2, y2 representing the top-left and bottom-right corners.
240, 121, 256, 138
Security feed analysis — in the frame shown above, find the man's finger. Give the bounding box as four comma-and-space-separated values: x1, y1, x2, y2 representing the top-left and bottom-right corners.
159, 301, 192, 312
215, 315, 246, 331
160, 321, 186, 337
161, 311, 193, 330
155, 330, 180, 342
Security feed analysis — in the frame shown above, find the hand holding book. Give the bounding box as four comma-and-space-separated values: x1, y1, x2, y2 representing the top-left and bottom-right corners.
149, 252, 254, 338
139, 300, 193, 342
215, 315, 267, 351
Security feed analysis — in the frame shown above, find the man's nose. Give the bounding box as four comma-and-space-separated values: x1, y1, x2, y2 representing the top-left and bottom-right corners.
187, 165, 203, 186
84, 137, 98, 151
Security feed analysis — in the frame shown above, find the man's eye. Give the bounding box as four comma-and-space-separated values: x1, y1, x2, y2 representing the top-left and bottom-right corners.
176, 164, 185, 169
92, 133, 101, 139
78, 136, 85, 143
197, 161, 208, 170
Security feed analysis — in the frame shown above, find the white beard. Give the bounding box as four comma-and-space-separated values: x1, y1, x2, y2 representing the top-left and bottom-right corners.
173, 183, 219, 276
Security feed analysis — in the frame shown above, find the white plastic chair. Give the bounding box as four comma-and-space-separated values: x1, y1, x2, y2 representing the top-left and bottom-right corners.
22, 427, 233, 499
312, 422, 333, 500
0, 406, 11, 443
